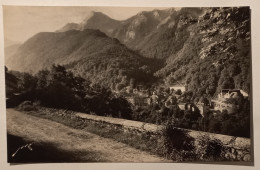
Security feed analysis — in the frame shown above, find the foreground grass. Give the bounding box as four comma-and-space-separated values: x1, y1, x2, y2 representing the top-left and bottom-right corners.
7, 133, 105, 163
22, 108, 163, 158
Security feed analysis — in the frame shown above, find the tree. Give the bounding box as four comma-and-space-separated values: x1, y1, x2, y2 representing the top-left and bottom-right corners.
36, 69, 50, 89
17, 73, 37, 92
5, 66, 20, 98
49, 65, 68, 84
221, 77, 235, 89
176, 89, 182, 95
228, 63, 241, 77
208, 117, 222, 133
109, 96, 132, 119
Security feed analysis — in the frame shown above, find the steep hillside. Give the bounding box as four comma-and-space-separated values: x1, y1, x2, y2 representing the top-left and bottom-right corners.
111, 9, 176, 49
111, 8, 203, 59
6, 29, 154, 88
57, 8, 204, 59
155, 7, 251, 96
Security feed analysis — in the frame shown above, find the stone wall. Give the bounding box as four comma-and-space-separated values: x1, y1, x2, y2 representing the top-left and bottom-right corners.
75, 112, 252, 162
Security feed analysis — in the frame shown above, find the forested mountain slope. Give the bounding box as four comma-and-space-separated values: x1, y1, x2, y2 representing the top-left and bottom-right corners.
155, 7, 250, 95
5, 29, 154, 88
5, 7, 251, 96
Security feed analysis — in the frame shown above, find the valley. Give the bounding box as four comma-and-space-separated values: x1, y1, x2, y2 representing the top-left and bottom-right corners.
4, 6, 252, 163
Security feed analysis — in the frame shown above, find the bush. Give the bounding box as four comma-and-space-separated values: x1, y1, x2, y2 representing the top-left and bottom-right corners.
158, 121, 228, 161
158, 121, 196, 161
196, 135, 226, 161
17, 101, 38, 111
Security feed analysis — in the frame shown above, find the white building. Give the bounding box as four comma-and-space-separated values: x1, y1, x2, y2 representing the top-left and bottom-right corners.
169, 85, 186, 92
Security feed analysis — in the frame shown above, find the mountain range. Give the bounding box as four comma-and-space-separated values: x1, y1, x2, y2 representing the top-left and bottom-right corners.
57, 11, 121, 36
5, 7, 251, 97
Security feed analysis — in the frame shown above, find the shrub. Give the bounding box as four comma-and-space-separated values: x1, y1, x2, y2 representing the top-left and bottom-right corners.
196, 135, 225, 161
158, 121, 227, 161
17, 101, 38, 111
158, 121, 196, 161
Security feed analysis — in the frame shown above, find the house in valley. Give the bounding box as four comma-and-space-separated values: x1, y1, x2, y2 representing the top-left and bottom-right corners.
211, 89, 245, 114
169, 83, 186, 92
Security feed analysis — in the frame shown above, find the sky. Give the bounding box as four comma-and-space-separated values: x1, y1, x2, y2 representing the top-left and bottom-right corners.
3, 6, 168, 44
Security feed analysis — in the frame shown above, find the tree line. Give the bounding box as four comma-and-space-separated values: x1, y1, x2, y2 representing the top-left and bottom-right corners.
5, 65, 132, 119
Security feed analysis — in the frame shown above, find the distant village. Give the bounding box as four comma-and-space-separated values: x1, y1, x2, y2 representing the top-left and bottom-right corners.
117, 83, 249, 117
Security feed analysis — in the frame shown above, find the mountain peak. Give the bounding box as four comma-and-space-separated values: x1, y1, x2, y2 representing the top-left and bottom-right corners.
91, 11, 106, 16
57, 22, 79, 32
79, 11, 120, 35
57, 11, 120, 34
82, 11, 111, 23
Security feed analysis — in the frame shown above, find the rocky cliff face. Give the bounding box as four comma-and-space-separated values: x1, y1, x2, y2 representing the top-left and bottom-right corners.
111, 8, 203, 59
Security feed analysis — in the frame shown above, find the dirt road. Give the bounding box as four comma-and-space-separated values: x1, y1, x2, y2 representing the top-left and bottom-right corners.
6, 109, 170, 162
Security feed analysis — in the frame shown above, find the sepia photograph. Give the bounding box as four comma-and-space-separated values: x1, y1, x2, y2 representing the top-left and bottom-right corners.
2, 4, 254, 166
